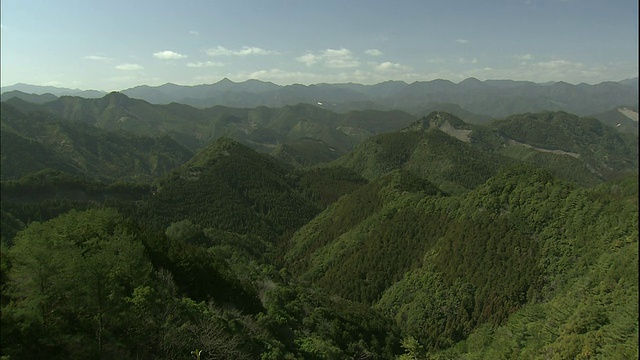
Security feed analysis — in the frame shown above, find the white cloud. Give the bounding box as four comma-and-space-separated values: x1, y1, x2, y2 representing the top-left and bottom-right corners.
296, 48, 360, 68
248, 69, 313, 82
187, 61, 225, 68
513, 54, 535, 61
189, 30, 199, 35
84, 55, 111, 61
153, 50, 187, 60
422, 56, 632, 85
374, 62, 411, 71
456, 39, 469, 44
115, 63, 143, 71
206, 46, 279, 56
198, 69, 320, 85
533, 59, 580, 69
322, 48, 360, 68
231, 68, 373, 85
365, 49, 383, 56
458, 57, 478, 64
296, 53, 319, 67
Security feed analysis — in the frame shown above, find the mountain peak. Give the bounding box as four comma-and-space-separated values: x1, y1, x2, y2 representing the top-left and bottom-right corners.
460, 77, 482, 84
216, 77, 236, 85
104, 91, 133, 103
184, 137, 246, 168
426, 79, 456, 86
459, 77, 485, 88
404, 111, 469, 132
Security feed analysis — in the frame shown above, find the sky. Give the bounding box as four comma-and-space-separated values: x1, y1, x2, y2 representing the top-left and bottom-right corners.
1, 0, 638, 91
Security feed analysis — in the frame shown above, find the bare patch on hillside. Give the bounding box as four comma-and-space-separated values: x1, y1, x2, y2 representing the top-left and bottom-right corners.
507, 139, 580, 158
435, 121, 472, 142
618, 107, 638, 122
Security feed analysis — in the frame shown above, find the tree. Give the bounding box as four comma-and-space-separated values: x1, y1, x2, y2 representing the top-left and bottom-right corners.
5, 209, 152, 359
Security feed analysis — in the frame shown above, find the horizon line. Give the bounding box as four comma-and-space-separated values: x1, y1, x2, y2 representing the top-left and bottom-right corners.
1, 76, 639, 93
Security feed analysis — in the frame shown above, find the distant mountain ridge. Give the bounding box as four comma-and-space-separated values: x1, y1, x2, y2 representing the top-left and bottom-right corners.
0, 83, 106, 98
2, 77, 637, 118
3, 93, 419, 157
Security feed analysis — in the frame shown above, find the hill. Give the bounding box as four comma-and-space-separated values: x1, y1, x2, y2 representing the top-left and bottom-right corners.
0, 103, 193, 181
0, 105, 637, 359
490, 111, 639, 181
590, 105, 639, 135
137, 138, 321, 243
0, 90, 58, 104
270, 137, 342, 168
3, 93, 418, 156
335, 111, 638, 191
284, 165, 638, 355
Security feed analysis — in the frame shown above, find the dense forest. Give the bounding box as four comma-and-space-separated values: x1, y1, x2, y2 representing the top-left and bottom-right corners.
1, 96, 637, 359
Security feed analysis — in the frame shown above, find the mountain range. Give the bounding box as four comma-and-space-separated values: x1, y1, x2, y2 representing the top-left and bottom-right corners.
1, 93, 420, 158
2, 77, 638, 119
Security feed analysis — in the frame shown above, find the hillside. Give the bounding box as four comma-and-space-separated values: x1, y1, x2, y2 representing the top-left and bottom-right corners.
0, 106, 637, 359
137, 138, 320, 243
270, 137, 342, 167
0, 103, 193, 182
490, 111, 639, 180
285, 165, 638, 356
590, 105, 639, 135
336, 111, 638, 191
3, 93, 418, 154
0, 90, 59, 104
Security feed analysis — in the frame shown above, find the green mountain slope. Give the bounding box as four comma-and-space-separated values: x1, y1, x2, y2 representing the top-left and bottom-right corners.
590, 105, 639, 135
11, 93, 417, 155
270, 137, 343, 167
284, 165, 638, 355
336, 111, 638, 191
1, 129, 84, 179
1, 103, 193, 181
491, 111, 639, 180
138, 138, 320, 243
1, 103, 637, 359
433, 174, 639, 359
334, 111, 511, 193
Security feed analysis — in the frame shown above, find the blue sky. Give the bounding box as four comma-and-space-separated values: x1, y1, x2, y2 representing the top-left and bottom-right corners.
1, 0, 637, 90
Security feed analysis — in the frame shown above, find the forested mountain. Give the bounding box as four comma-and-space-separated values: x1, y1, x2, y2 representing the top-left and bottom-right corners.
0, 90, 59, 104
336, 111, 638, 192
137, 137, 320, 242
285, 166, 637, 356
1, 103, 193, 181
490, 111, 639, 180
2, 93, 418, 155
591, 105, 639, 135
0, 101, 637, 359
